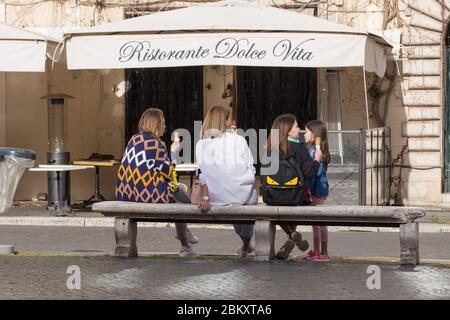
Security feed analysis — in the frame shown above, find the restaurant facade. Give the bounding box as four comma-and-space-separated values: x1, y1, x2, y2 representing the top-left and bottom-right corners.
1, 0, 449, 209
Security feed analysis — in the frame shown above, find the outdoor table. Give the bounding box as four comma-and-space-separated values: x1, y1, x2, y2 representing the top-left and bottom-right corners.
72, 159, 120, 207
174, 163, 199, 188
29, 164, 94, 216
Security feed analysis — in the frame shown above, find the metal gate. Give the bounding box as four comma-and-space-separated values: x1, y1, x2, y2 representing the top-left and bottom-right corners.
360, 127, 392, 206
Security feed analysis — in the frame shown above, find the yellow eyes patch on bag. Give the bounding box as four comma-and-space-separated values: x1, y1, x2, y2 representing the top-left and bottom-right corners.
266, 176, 298, 186
285, 177, 298, 186
266, 176, 279, 186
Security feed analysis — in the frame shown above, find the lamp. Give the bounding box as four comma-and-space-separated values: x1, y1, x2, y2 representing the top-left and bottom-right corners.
40, 93, 74, 214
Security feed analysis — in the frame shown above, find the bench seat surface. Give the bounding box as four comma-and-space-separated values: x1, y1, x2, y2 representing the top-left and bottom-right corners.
92, 201, 425, 225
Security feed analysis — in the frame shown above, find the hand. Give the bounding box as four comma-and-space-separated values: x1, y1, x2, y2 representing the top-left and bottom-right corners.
170, 139, 181, 153
198, 200, 210, 213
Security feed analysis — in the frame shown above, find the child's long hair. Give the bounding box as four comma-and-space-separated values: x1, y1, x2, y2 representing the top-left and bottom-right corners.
305, 120, 331, 164
266, 114, 297, 155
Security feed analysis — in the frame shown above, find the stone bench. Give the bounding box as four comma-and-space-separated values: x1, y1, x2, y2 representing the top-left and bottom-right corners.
92, 202, 426, 266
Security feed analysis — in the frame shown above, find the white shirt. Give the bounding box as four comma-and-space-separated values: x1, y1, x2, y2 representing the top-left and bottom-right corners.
195, 132, 256, 206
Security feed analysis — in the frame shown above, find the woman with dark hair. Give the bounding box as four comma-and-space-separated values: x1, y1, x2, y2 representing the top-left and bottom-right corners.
115, 108, 198, 257
266, 114, 322, 260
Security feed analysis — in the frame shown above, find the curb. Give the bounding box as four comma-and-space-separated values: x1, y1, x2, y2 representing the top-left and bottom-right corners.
2, 251, 450, 268
0, 216, 450, 233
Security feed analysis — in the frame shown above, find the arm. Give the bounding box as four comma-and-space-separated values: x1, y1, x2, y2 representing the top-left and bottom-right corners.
242, 137, 256, 175
195, 141, 210, 213
296, 143, 319, 178
154, 140, 174, 179
198, 179, 210, 213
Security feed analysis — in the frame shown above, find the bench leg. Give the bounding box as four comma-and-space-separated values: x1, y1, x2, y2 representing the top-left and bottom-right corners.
254, 220, 276, 261
114, 218, 138, 258
400, 222, 419, 266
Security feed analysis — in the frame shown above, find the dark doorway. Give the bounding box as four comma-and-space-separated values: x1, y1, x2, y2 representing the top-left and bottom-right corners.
124, 67, 203, 160
236, 66, 317, 167
236, 66, 317, 130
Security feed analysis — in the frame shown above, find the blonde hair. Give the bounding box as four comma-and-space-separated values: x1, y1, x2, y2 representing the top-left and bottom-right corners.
201, 105, 230, 139
138, 108, 166, 138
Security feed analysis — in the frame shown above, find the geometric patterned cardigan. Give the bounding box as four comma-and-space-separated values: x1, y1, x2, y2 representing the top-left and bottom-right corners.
115, 132, 176, 203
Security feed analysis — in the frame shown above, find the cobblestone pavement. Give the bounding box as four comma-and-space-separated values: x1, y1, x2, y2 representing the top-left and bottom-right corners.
0, 256, 449, 300
1, 225, 450, 259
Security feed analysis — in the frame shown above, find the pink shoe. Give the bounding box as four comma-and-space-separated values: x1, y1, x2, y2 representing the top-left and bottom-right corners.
302, 250, 318, 260
313, 253, 330, 262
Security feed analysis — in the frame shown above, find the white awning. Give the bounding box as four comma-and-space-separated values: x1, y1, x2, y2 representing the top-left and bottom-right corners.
0, 21, 56, 72
64, 0, 391, 77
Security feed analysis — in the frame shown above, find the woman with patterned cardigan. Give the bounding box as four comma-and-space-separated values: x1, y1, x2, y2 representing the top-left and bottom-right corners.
115, 108, 198, 257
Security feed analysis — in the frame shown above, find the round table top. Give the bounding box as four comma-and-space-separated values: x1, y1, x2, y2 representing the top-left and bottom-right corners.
175, 163, 199, 172
72, 159, 120, 167
29, 164, 95, 172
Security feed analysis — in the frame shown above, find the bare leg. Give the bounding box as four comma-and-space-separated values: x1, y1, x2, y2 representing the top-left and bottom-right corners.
313, 226, 321, 252
320, 226, 329, 255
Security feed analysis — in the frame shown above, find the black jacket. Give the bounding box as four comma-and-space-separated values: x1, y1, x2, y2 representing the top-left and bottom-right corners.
288, 141, 319, 178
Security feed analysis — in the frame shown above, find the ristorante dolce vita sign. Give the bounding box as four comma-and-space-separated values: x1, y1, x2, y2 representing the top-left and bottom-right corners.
66, 33, 367, 70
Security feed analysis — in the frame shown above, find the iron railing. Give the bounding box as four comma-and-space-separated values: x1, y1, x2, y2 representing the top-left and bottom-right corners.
324, 128, 391, 206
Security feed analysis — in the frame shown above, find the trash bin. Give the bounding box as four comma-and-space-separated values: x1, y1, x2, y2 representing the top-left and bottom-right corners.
0, 148, 36, 214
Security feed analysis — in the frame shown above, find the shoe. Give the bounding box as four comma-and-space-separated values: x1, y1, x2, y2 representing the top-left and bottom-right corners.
297, 240, 309, 252
179, 246, 198, 257
237, 245, 254, 258
175, 228, 199, 244
313, 253, 330, 262
275, 239, 295, 260
290, 231, 309, 252
302, 250, 318, 260
237, 247, 247, 258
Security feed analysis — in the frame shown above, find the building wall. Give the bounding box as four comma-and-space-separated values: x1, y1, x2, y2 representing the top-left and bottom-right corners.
7, 64, 125, 201
203, 65, 234, 116
4, 0, 450, 208
5, 71, 48, 199
317, 0, 447, 207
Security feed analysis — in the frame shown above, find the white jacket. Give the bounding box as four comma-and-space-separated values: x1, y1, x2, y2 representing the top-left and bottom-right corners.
195, 132, 256, 206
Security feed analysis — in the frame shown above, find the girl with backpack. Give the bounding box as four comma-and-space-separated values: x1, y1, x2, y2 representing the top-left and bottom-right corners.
263, 114, 323, 260
302, 120, 331, 262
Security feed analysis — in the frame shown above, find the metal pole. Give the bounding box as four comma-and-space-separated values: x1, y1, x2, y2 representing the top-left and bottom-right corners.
95, 166, 100, 197
359, 129, 367, 205
370, 130, 373, 206
376, 128, 379, 205
363, 67, 370, 130
387, 127, 392, 205
382, 128, 386, 205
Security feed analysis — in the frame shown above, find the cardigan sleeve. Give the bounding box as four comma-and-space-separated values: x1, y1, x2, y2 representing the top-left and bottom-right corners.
154, 140, 174, 179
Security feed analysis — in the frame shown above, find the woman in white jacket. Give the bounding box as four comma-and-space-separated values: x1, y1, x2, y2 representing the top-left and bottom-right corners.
195, 106, 257, 258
